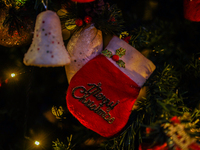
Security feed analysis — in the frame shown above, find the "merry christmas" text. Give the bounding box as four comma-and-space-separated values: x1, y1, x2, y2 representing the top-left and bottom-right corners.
72, 83, 119, 124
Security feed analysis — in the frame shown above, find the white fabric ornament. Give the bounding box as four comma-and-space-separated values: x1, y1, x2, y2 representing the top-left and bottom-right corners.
23, 10, 71, 67
65, 24, 103, 82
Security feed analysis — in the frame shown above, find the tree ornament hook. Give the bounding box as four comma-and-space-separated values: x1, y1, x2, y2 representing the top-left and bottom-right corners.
41, 0, 48, 10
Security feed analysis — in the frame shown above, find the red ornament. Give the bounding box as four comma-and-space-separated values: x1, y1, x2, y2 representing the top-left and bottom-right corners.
108, 17, 116, 22
71, 0, 95, 3
146, 127, 152, 134
84, 16, 92, 24
122, 36, 131, 43
112, 55, 120, 61
170, 116, 181, 124
75, 18, 83, 27
184, 0, 200, 22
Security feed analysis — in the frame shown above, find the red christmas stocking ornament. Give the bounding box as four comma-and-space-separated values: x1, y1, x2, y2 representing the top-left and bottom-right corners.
66, 36, 156, 137
184, 0, 200, 22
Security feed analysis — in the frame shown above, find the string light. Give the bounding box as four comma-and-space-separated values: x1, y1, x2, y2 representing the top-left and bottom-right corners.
11, 73, 16, 78
34, 141, 40, 146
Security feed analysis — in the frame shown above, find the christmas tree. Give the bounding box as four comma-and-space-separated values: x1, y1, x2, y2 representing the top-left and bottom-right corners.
0, 0, 200, 149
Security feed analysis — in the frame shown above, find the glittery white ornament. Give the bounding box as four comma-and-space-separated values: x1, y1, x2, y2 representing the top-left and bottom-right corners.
65, 24, 103, 82
23, 10, 71, 67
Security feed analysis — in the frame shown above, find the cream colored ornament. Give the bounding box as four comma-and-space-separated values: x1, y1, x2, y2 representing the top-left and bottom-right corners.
65, 24, 103, 83
23, 10, 71, 67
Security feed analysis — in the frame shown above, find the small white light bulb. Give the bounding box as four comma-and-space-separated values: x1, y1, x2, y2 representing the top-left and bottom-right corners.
35, 141, 40, 146
11, 73, 16, 78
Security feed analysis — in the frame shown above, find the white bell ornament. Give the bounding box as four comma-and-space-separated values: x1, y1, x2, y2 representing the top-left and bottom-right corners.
23, 10, 71, 67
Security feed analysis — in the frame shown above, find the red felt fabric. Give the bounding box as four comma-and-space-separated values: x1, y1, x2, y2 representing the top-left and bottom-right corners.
66, 55, 140, 137
184, 0, 200, 22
